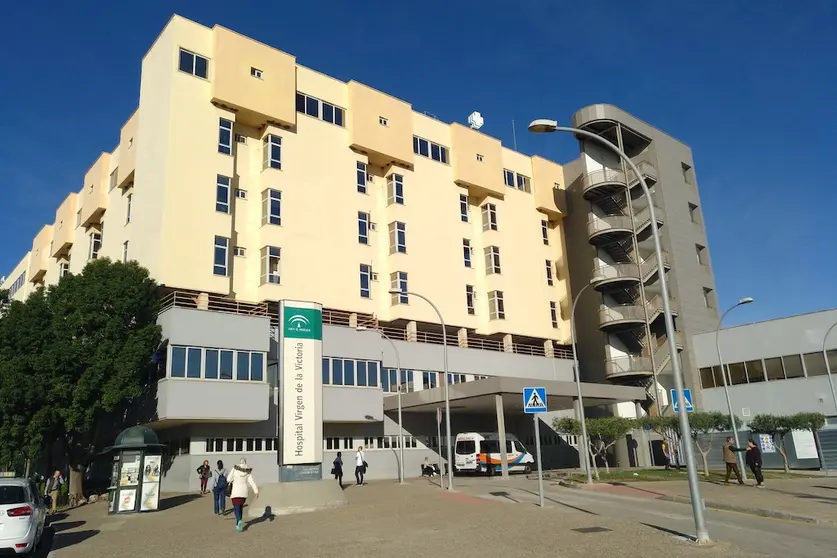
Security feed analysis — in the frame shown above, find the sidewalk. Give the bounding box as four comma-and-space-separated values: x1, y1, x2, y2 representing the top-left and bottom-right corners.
562, 477, 837, 525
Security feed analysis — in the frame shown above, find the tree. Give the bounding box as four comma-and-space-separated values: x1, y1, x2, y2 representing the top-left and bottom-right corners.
554, 416, 637, 479
749, 414, 795, 473
42, 259, 162, 501
686, 411, 741, 476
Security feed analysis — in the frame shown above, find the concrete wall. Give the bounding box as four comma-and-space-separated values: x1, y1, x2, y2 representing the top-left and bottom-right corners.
323, 386, 383, 422
158, 306, 271, 352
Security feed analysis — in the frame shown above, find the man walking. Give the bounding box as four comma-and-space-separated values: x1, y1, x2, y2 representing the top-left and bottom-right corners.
723, 437, 745, 485
44, 470, 64, 514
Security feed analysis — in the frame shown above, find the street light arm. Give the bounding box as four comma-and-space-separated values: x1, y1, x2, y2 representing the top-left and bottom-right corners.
823, 322, 837, 353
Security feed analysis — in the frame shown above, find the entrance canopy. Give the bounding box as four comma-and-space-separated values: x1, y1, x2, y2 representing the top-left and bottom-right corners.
383, 377, 646, 414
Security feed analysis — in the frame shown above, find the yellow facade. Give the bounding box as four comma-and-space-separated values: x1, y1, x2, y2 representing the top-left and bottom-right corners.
2, 14, 573, 344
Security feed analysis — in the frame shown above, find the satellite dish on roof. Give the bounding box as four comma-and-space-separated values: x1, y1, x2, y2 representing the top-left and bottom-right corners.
468, 111, 484, 130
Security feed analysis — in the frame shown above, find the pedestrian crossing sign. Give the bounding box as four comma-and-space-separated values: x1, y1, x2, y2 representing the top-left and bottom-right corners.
523, 387, 548, 414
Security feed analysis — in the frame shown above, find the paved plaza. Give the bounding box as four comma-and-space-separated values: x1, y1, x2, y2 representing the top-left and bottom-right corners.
38, 479, 770, 558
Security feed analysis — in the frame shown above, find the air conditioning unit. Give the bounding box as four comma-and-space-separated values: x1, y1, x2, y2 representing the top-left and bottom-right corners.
367, 175, 374, 183
369, 222, 377, 231
371, 272, 379, 281
235, 134, 247, 144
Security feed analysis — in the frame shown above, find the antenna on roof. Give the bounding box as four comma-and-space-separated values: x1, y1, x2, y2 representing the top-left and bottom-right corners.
468, 111, 484, 130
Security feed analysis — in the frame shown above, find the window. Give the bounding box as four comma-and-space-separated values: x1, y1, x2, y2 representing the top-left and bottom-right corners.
550, 301, 559, 328
251, 67, 263, 79
696, 244, 707, 265
389, 221, 406, 254
466, 285, 475, 315
689, 202, 701, 224
481, 203, 498, 231
390, 272, 408, 305
75, 209, 82, 229
702, 287, 714, 308
7, 272, 26, 298
412, 136, 449, 164
218, 118, 233, 155
699, 367, 715, 389
516, 174, 531, 192
681, 162, 693, 185
109, 169, 118, 191
360, 264, 372, 299
728, 362, 747, 385
459, 194, 469, 222
387, 174, 404, 205
213, 236, 229, 276
803, 352, 828, 377
488, 290, 505, 320
782, 354, 804, 379
236, 189, 247, 199
260, 246, 281, 285
422, 371, 438, 390
234, 247, 246, 257
485, 246, 501, 274
503, 169, 515, 187
262, 134, 282, 170
541, 220, 549, 245
545, 260, 554, 286
88, 231, 102, 260
764, 357, 785, 381
476, 154, 484, 162
125, 193, 133, 224
358, 212, 371, 244
357, 162, 367, 193
379, 116, 388, 126
262, 189, 282, 226
216, 175, 231, 213
463, 239, 472, 268
59, 261, 70, 278
122, 241, 129, 263
745, 360, 765, 382
170, 346, 202, 379
295, 92, 345, 127
178, 48, 208, 79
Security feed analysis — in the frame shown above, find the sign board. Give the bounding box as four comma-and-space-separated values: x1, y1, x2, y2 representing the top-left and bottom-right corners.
279, 300, 324, 468
670, 388, 694, 413
758, 433, 776, 454
523, 387, 548, 414
791, 430, 819, 460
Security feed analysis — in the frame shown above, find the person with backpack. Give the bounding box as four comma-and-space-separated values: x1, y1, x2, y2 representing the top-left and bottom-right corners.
226, 458, 259, 532
211, 460, 228, 515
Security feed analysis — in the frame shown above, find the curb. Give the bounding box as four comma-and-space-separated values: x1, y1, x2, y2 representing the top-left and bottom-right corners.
557, 480, 833, 526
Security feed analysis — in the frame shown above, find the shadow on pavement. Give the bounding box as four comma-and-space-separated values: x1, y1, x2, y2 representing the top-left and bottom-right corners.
158, 493, 202, 510
36, 527, 100, 555
47, 512, 69, 523
640, 522, 695, 542
52, 520, 86, 533
245, 505, 275, 531
814, 485, 837, 491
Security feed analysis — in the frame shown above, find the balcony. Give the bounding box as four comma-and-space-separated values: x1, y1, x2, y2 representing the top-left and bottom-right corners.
78, 153, 111, 228
605, 355, 654, 382
587, 215, 633, 245
156, 378, 270, 424
598, 304, 646, 331
581, 168, 627, 200
451, 123, 504, 198
593, 262, 641, 289
347, 81, 414, 168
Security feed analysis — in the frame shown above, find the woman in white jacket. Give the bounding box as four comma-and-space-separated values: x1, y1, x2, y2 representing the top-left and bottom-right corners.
226, 458, 259, 532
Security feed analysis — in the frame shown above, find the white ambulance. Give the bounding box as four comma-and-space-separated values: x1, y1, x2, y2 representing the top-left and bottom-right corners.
454, 432, 534, 475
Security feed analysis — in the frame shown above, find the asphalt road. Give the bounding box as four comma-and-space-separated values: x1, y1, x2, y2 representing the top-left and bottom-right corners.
458, 478, 837, 557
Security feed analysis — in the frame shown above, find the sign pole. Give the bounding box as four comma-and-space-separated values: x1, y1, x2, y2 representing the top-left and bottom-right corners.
534, 415, 545, 508
436, 407, 444, 488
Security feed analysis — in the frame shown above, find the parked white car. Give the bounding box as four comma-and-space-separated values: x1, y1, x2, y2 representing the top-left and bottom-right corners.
0, 476, 46, 554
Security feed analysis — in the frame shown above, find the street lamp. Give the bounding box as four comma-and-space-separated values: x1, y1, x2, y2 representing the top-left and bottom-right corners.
357, 326, 406, 485
388, 288, 454, 491
715, 297, 754, 480
570, 276, 606, 485
822, 322, 837, 449
529, 118, 710, 544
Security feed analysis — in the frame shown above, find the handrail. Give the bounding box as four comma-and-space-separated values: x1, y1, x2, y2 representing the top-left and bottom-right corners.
581, 168, 627, 192
627, 160, 657, 184
605, 355, 653, 376
598, 304, 646, 325
593, 262, 641, 282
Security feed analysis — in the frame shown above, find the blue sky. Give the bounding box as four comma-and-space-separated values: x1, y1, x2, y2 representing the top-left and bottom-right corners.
1, 1, 834, 326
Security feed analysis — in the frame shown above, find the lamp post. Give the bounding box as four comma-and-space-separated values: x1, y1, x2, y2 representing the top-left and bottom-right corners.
822, 322, 837, 458
715, 297, 754, 480
389, 289, 454, 491
358, 327, 406, 484
529, 118, 710, 544
570, 276, 606, 484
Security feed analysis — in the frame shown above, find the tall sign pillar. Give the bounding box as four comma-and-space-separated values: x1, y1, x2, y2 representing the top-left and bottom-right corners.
278, 300, 324, 482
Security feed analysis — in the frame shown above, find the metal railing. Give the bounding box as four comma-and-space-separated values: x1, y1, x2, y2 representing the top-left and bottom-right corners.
586, 214, 633, 239
627, 160, 658, 184
598, 304, 646, 326
581, 168, 627, 194
159, 291, 269, 318
593, 262, 641, 283
605, 355, 654, 377
640, 250, 670, 280
645, 294, 678, 320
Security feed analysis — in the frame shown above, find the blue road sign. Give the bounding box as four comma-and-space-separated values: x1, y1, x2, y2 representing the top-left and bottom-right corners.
523, 387, 548, 414
671, 388, 694, 413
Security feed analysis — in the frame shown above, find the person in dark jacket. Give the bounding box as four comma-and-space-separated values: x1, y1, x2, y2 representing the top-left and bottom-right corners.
745, 439, 765, 488
333, 452, 344, 489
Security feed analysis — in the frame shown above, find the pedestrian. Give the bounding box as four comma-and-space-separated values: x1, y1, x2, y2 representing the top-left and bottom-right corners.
212, 460, 228, 515
723, 437, 745, 485
355, 446, 366, 486
197, 460, 211, 494
661, 440, 671, 470
226, 458, 259, 533
332, 451, 344, 489
745, 439, 765, 488
43, 470, 64, 514
422, 457, 435, 477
